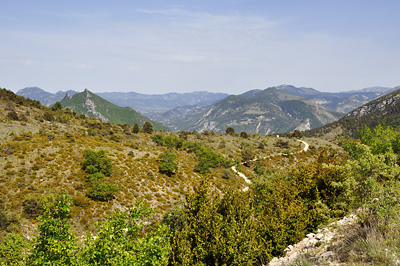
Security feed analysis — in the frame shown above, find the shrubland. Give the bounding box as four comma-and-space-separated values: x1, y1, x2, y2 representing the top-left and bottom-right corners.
0, 88, 399, 265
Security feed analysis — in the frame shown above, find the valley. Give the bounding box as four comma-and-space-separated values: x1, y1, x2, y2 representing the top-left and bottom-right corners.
1, 87, 400, 265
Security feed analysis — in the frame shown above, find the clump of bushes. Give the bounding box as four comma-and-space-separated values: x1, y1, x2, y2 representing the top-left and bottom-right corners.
158, 149, 178, 176
186, 141, 233, 173
81, 150, 118, 201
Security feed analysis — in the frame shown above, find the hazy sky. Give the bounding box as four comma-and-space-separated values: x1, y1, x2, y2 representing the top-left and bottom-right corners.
1, 0, 399, 94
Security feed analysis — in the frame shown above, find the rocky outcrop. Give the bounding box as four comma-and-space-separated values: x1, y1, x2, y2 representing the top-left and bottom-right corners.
268, 215, 357, 266
83, 89, 109, 122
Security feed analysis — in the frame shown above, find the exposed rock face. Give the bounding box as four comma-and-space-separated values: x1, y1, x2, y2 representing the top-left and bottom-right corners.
83, 89, 109, 122
294, 118, 311, 131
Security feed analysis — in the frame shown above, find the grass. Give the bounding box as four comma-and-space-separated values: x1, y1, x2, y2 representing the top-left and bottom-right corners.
335, 215, 400, 265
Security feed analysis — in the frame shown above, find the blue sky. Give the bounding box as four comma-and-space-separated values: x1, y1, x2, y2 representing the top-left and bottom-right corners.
1, 0, 399, 94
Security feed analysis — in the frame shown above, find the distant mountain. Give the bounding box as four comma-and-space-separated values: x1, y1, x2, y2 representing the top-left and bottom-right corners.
60, 89, 169, 131
17, 87, 78, 107
97, 91, 229, 116
275, 84, 394, 113
168, 87, 342, 135
16, 87, 228, 116
303, 86, 400, 138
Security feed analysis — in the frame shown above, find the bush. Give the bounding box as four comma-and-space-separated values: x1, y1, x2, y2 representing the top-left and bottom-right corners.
159, 150, 178, 176
23, 196, 43, 219
86, 182, 118, 201
82, 150, 112, 176
0, 233, 30, 265
7, 111, 19, 121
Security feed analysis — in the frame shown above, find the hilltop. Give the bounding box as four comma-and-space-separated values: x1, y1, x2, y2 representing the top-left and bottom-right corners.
60, 89, 169, 131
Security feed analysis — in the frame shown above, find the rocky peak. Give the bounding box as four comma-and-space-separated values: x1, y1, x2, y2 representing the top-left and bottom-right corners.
82, 89, 109, 122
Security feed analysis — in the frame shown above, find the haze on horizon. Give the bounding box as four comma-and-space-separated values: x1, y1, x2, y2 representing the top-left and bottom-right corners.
1, 0, 399, 95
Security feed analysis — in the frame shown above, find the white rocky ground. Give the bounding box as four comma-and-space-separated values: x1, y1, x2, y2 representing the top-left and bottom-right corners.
267, 214, 357, 266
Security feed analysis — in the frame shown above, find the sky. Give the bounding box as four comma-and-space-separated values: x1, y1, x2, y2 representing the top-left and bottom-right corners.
1, 0, 400, 94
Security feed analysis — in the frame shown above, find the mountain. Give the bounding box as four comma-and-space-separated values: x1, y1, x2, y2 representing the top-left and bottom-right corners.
60, 89, 169, 131
97, 91, 229, 116
303, 86, 400, 138
169, 87, 342, 135
17, 87, 78, 107
275, 84, 394, 113
16, 87, 228, 115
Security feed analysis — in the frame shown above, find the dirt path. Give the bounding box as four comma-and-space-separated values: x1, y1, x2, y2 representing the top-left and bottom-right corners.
232, 139, 309, 191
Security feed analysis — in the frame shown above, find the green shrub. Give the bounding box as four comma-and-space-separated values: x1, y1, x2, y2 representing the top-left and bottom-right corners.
159, 150, 178, 176
86, 182, 118, 201
82, 150, 112, 176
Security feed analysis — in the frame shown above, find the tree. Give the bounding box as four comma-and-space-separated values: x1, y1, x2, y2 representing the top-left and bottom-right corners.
159, 150, 178, 176
240, 131, 248, 139
81, 150, 117, 201
28, 194, 81, 265
169, 179, 262, 265
83, 201, 170, 265
142, 121, 153, 134
291, 130, 302, 139
52, 102, 62, 111
241, 148, 254, 162
132, 123, 140, 133
226, 127, 235, 135
81, 150, 112, 176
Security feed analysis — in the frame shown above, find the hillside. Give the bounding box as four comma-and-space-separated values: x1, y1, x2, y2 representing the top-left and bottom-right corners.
304, 86, 400, 138
1, 88, 400, 265
60, 89, 169, 131
172, 87, 341, 135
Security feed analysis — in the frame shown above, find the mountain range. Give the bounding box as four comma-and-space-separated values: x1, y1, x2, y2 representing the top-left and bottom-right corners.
303, 86, 400, 138
16, 85, 398, 134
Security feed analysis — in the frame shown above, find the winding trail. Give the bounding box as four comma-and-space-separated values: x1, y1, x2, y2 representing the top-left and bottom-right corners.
232, 139, 309, 191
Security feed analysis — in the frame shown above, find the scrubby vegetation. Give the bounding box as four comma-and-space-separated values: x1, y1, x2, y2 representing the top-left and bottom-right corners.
0, 88, 400, 265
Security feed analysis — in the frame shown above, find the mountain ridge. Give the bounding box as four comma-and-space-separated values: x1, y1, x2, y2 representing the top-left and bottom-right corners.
60, 89, 169, 131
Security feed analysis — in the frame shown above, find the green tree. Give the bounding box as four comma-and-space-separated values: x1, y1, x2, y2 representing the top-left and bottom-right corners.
142, 121, 153, 134
241, 148, 254, 162
83, 201, 170, 265
159, 150, 178, 176
81, 150, 117, 201
240, 131, 248, 139
169, 179, 262, 265
132, 123, 140, 133
81, 150, 112, 176
28, 193, 81, 265
226, 126, 235, 135
52, 102, 62, 110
